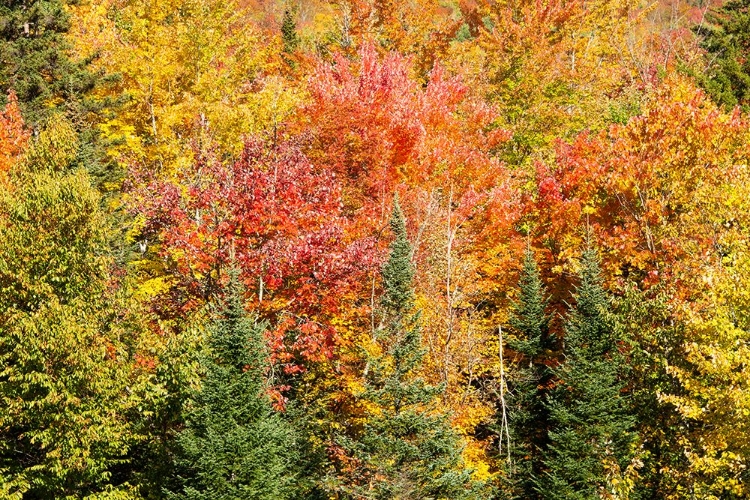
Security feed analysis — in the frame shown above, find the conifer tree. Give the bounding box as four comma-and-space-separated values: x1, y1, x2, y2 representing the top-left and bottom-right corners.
503, 248, 552, 499
539, 245, 637, 499
281, 10, 300, 54
693, 0, 750, 110
166, 270, 299, 500
0, 0, 102, 129
0, 0, 123, 197
341, 198, 484, 499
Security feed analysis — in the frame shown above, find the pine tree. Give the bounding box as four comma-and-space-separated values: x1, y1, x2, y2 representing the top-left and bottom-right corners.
539, 246, 637, 499
502, 248, 553, 499
166, 270, 299, 500
340, 198, 485, 499
693, 0, 750, 110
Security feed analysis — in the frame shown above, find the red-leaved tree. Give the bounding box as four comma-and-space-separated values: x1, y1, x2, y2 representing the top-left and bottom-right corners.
132, 139, 377, 373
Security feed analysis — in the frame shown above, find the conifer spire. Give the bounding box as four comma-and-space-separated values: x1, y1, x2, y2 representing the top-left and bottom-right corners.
508, 248, 551, 359
281, 10, 300, 54
539, 244, 637, 498
504, 247, 552, 499
381, 195, 414, 314
335, 196, 485, 499
167, 269, 299, 499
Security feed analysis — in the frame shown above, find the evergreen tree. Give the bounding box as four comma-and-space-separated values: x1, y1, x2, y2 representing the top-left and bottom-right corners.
693, 0, 750, 110
539, 246, 637, 499
281, 10, 300, 54
0, 0, 102, 129
166, 270, 299, 500
340, 198, 485, 499
502, 248, 553, 499
0, 0, 124, 198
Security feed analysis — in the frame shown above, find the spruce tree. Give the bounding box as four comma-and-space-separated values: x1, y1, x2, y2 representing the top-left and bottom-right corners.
166, 270, 299, 500
539, 246, 637, 499
0, 0, 102, 129
502, 248, 553, 499
341, 198, 484, 499
281, 10, 300, 54
693, 0, 750, 110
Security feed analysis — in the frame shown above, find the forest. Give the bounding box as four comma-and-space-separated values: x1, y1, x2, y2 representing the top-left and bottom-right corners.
1, 0, 750, 498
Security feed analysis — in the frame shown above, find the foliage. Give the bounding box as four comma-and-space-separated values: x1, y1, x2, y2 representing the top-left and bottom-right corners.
70, 0, 300, 175
3, 0, 750, 497
0, 119, 145, 498
0, 0, 103, 129
0, 91, 29, 179
335, 199, 485, 499
446, 0, 643, 166
540, 246, 638, 499
694, 0, 750, 110
132, 138, 376, 370
166, 270, 299, 499
501, 248, 553, 499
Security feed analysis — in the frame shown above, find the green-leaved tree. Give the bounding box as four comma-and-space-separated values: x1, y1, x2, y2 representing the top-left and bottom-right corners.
0, 118, 140, 498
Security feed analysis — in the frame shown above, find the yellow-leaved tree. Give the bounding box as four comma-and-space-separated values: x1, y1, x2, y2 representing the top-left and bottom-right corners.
70, 0, 302, 175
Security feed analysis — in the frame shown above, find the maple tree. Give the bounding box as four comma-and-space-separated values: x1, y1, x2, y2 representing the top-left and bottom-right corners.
131, 138, 376, 372
299, 44, 521, 476
529, 77, 750, 297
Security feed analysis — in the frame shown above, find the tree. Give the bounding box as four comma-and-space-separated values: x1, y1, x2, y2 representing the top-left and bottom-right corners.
540, 245, 638, 499
450, 0, 640, 166
301, 52, 517, 464
0, 118, 142, 498
529, 77, 750, 498
70, 0, 298, 175
133, 138, 375, 371
0, 0, 102, 129
166, 269, 299, 500
281, 10, 299, 54
531, 78, 750, 298
502, 248, 553, 499
694, 0, 750, 110
0, 90, 29, 180
335, 198, 485, 498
